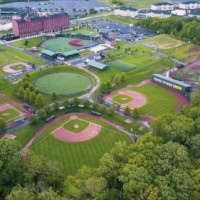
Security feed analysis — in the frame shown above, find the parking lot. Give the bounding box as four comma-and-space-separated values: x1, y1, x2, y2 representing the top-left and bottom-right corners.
85, 19, 156, 41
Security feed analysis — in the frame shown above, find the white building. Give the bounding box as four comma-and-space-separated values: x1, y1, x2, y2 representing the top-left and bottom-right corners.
114, 6, 138, 18
151, 2, 174, 11
147, 10, 172, 18
171, 9, 187, 16
179, 1, 200, 10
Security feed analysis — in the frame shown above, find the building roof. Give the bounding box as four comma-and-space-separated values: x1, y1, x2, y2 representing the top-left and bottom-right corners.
190, 9, 200, 15
42, 49, 56, 56
152, 2, 173, 6
153, 74, 191, 88
151, 10, 171, 14
118, 6, 137, 11
63, 50, 79, 57
88, 60, 108, 70
179, 1, 198, 4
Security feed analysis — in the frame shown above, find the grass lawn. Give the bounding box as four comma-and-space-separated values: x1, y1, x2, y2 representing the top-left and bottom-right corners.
96, 53, 173, 86
112, 94, 132, 104
10, 65, 26, 71
164, 43, 200, 62
0, 108, 20, 122
64, 119, 89, 133
11, 36, 43, 48
103, 15, 137, 25
107, 59, 135, 72
31, 116, 131, 174
0, 44, 45, 76
34, 72, 92, 96
131, 84, 179, 117
143, 34, 184, 49
99, 0, 165, 8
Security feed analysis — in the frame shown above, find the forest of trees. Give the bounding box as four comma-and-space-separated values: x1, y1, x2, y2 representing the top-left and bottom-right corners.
136, 16, 200, 44
0, 86, 200, 200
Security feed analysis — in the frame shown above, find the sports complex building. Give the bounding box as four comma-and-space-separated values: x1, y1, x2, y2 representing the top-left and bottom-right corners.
12, 13, 69, 36
152, 74, 192, 95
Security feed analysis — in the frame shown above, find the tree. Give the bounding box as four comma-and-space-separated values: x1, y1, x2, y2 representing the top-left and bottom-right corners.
113, 74, 120, 84
30, 115, 38, 125
24, 40, 29, 46
6, 186, 35, 200
120, 73, 127, 82
35, 94, 45, 108
38, 109, 47, 120
99, 82, 106, 94
52, 92, 58, 101
29, 92, 36, 104
24, 88, 31, 101
132, 108, 140, 119
106, 80, 112, 91
0, 118, 6, 132
17, 86, 25, 99
38, 187, 61, 200
107, 107, 114, 116
53, 101, 59, 111
73, 98, 79, 107
151, 114, 194, 143
191, 86, 200, 107
186, 134, 200, 158
124, 106, 131, 115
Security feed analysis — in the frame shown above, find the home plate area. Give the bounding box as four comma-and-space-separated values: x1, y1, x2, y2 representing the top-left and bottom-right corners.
52, 116, 102, 142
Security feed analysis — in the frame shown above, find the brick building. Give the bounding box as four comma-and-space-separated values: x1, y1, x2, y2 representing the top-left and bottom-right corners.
12, 13, 69, 36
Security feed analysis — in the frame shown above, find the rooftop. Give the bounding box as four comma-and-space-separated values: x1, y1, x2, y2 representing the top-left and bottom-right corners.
153, 74, 191, 88
152, 2, 173, 6
88, 60, 108, 70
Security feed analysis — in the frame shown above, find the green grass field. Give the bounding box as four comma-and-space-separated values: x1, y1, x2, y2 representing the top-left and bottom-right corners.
31, 116, 131, 174
11, 36, 43, 48
68, 28, 97, 35
10, 65, 26, 71
96, 54, 173, 86
103, 15, 137, 25
41, 37, 95, 52
112, 94, 133, 104
34, 72, 92, 96
0, 44, 45, 76
0, 108, 19, 122
143, 34, 184, 49
164, 43, 200, 62
107, 59, 135, 72
64, 119, 89, 133
99, 0, 165, 8
131, 84, 179, 117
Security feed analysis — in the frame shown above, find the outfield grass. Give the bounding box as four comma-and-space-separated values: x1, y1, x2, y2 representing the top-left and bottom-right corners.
112, 94, 132, 104
64, 119, 89, 133
31, 116, 131, 174
96, 54, 174, 86
0, 44, 45, 76
41, 37, 96, 52
11, 36, 43, 48
131, 84, 179, 117
34, 72, 92, 96
143, 34, 184, 49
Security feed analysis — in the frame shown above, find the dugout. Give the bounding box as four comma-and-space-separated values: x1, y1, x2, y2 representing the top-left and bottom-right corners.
41, 49, 57, 59
88, 60, 108, 71
62, 50, 79, 60
151, 74, 192, 94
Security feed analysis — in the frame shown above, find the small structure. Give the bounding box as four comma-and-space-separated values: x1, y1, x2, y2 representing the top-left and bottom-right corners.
62, 50, 79, 60
179, 1, 200, 10
151, 74, 192, 94
41, 49, 57, 59
114, 6, 138, 18
88, 60, 108, 71
151, 2, 174, 11
188, 9, 200, 18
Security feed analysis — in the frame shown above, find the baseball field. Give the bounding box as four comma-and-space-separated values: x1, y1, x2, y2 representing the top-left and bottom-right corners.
30, 114, 131, 174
